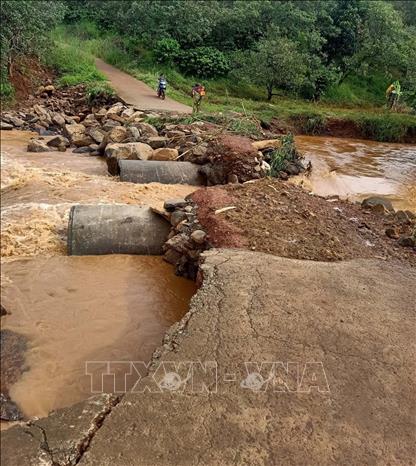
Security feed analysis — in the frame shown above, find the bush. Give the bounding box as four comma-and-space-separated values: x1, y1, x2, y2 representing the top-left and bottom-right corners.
0, 71, 14, 102
86, 81, 115, 104
269, 133, 300, 176
154, 38, 181, 64
177, 47, 230, 78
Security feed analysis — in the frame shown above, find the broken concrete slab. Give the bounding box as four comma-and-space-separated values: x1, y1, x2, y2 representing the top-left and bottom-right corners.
77, 251, 415, 465
1, 394, 118, 466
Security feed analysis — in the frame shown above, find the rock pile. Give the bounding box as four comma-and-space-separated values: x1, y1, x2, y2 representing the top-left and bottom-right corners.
362, 197, 416, 249
1, 83, 305, 184
157, 198, 209, 280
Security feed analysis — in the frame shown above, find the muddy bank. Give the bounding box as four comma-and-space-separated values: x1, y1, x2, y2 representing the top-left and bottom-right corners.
186, 180, 416, 265
2, 249, 415, 465
279, 115, 416, 144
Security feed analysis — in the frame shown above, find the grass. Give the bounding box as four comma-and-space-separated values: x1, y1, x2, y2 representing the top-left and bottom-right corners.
45, 27, 114, 100
49, 23, 416, 142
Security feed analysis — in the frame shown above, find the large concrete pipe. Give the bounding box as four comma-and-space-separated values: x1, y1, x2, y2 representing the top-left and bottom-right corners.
68, 205, 171, 255
119, 160, 205, 185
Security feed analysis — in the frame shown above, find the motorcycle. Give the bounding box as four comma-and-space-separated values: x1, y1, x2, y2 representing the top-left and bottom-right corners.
157, 81, 167, 100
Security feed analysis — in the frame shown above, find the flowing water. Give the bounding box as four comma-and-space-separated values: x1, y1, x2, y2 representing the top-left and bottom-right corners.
295, 136, 416, 212
1, 130, 196, 423
1, 129, 415, 423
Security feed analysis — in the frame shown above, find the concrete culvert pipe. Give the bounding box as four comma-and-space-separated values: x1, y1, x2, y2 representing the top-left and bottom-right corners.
119, 160, 205, 185
68, 205, 171, 255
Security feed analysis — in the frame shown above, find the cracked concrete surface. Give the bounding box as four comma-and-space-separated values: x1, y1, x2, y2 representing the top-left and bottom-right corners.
2, 250, 415, 465
1, 394, 119, 465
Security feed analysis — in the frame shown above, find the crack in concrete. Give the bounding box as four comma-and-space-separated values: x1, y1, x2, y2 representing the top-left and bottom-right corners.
72, 396, 121, 465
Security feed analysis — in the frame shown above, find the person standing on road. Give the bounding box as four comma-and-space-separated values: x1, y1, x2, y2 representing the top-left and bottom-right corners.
191, 83, 205, 113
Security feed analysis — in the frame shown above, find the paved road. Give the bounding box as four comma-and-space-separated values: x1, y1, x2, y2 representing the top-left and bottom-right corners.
3, 250, 415, 465
95, 59, 191, 113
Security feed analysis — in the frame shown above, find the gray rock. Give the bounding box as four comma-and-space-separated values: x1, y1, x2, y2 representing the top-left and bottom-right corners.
190, 229, 207, 244
397, 236, 415, 248
73, 146, 93, 154
46, 135, 70, 148
27, 139, 52, 152
88, 127, 106, 144
170, 210, 188, 227
126, 126, 141, 142
362, 197, 394, 213
0, 393, 23, 421
148, 136, 169, 149
9, 117, 25, 127
64, 123, 94, 147
164, 199, 188, 212
132, 122, 159, 138
0, 121, 13, 130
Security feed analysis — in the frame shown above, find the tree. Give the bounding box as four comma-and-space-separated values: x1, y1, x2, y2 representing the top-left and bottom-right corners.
237, 33, 308, 100
1, 1, 65, 77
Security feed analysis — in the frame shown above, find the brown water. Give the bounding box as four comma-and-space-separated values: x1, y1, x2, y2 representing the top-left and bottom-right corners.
1, 256, 195, 418
295, 136, 416, 212
1, 130, 197, 422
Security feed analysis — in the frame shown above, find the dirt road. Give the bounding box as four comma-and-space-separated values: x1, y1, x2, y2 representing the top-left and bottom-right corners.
95, 59, 191, 113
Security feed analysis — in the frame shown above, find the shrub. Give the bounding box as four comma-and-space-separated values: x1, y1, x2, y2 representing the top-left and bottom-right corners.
86, 81, 115, 104
269, 133, 300, 176
154, 38, 181, 64
0, 71, 14, 102
177, 47, 230, 78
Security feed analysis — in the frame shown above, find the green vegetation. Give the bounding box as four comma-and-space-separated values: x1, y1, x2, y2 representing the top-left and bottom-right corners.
269, 134, 299, 176
44, 29, 114, 101
1, 1, 65, 102
1, 0, 415, 142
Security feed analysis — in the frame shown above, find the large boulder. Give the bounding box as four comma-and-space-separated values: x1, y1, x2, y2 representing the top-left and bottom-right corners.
151, 148, 179, 161
88, 127, 106, 144
108, 126, 128, 143
132, 121, 159, 139
27, 138, 52, 153
105, 142, 154, 175
64, 124, 94, 147
51, 113, 66, 127
362, 197, 394, 214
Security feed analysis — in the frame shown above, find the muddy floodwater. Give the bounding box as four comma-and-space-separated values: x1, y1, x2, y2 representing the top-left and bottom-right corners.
0, 130, 197, 424
295, 136, 416, 212
1, 129, 415, 425
1, 256, 195, 418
